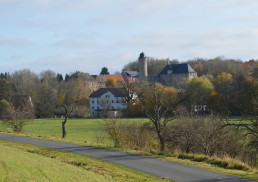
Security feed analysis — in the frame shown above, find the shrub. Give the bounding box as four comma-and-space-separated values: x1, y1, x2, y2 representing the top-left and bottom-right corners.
103, 118, 157, 150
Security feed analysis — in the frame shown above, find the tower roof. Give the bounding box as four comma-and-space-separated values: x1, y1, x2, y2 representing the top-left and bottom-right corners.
139, 52, 146, 58
159, 63, 196, 75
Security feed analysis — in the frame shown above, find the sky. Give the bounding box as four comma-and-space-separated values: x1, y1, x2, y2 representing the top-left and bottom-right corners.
0, 0, 258, 75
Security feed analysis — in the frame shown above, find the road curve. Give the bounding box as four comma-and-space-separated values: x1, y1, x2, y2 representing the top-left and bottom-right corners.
0, 133, 255, 182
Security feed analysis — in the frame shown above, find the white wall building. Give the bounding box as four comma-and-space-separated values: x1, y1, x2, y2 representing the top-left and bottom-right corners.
89, 88, 127, 117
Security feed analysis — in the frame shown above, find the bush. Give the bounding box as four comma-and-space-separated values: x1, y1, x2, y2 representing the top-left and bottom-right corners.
168, 115, 256, 167
103, 116, 257, 168
103, 118, 157, 151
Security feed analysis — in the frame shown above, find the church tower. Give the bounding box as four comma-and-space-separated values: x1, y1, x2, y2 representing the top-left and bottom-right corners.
138, 52, 148, 81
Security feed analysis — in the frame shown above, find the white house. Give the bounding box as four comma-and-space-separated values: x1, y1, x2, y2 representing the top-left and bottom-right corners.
89, 88, 127, 117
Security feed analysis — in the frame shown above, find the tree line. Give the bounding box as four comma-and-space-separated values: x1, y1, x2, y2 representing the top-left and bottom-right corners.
0, 70, 92, 119
123, 57, 257, 116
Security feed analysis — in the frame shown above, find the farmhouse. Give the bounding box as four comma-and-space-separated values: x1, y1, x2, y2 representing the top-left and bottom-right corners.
89, 88, 127, 117
122, 71, 139, 83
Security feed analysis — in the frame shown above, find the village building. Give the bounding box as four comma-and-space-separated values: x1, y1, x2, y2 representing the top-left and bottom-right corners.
138, 52, 197, 89
89, 88, 127, 117
122, 71, 139, 84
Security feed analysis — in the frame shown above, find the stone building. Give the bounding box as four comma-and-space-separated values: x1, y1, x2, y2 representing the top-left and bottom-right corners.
138, 52, 197, 88
122, 71, 139, 84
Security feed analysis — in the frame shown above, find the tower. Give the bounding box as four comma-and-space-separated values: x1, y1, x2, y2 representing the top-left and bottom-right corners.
138, 52, 148, 81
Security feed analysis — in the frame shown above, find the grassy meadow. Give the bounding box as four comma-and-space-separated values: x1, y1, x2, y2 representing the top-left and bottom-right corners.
0, 118, 149, 147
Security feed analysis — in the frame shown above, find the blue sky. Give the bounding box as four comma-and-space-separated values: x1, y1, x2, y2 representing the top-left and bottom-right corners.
0, 0, 258, 75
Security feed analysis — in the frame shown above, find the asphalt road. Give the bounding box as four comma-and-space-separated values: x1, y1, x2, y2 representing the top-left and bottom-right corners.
0, 133, 255, 182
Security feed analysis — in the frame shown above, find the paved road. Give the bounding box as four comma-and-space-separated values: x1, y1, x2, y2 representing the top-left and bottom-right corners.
0, 134, 255, 182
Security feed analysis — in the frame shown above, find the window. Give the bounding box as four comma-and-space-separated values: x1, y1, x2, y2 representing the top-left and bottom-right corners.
92, 100, 94, 103
92, 106, 94, 109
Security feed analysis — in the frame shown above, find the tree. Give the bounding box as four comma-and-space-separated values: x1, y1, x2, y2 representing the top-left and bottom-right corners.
0, 79, 11, 100
119, 81, 146, 117
34, 70, 59, 118
1, 96, 34, 132
65, 74, 70, 81
40, 70, 58, 87
186, 76, 214, 112
10, 69, 39, 96
35, 84, 58, 118
105, 78, 117, 88
212, 72, 233, 116
0, 99, 12, 117
141, 83, 186, 152
100, 67, 109, 75
57, 79, 88, 138
224, 116, 258, 165
0, 72, 10, 80
56, 73, 63, 82
57, 94, 73, 138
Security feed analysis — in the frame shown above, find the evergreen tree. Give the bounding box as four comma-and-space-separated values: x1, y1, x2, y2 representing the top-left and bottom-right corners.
56, 73, 63, 82
0, 79, 11, 100
65, 74, 70, 81
100, 67, 109, 75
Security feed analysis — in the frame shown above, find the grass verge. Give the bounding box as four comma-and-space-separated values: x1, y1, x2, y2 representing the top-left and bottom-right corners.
0, 140, 165, 182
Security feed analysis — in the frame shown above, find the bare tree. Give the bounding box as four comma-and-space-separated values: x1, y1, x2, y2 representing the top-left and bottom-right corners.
57, 79, 88, 138
141, 83, 186, 152
10, 69, 39, 96
1, 95, 34, 132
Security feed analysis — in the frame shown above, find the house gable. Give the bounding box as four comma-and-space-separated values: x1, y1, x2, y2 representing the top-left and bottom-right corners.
89, 88, 127, 117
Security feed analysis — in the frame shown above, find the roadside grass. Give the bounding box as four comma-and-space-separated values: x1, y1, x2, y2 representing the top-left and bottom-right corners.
177, 153, 249, 170
162, 154, 258, 181
106, 147, 258, 181
0, 140, 165, 182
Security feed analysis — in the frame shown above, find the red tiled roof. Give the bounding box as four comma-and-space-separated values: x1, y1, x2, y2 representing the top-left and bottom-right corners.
105, 74, 125, 82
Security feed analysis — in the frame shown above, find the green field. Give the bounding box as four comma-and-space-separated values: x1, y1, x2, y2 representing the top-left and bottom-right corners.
0, 118, 149, 147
